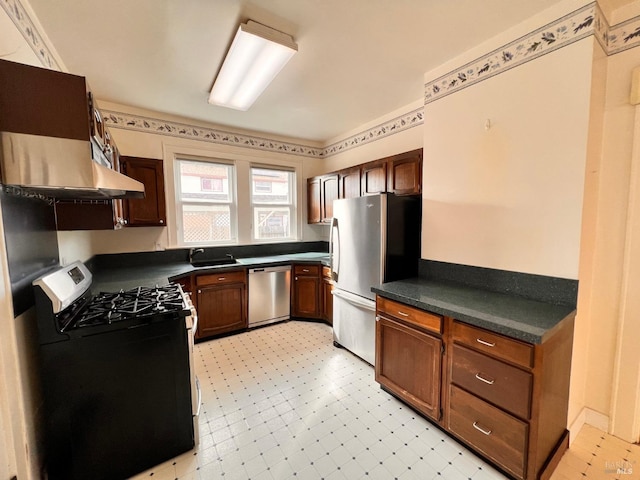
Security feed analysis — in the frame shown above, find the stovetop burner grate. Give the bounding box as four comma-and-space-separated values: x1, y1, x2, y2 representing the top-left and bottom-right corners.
61, 284, 188, 330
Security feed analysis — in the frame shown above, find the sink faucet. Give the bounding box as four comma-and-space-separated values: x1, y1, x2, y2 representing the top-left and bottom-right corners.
189, 248, 205, 263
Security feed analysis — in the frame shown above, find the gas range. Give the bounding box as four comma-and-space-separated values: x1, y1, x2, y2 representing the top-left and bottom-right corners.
34, 262, 191, 342
32, 261, 198, 480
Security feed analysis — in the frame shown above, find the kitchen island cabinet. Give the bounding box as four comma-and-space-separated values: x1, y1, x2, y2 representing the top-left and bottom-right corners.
373, 286, 574, 480
195, 270, 247, 339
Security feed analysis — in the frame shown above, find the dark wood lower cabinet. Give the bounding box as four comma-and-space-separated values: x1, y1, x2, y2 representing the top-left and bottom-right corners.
375, 315, 442, 421
321, 273, 333, 325
375, 294, 574, 480
292, 275, 320, 318
195, 271, 247, 339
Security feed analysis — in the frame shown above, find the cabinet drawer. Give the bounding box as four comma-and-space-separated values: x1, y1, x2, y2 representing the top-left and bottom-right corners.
196, 270, 246, 286
453, 321, 534, 369
451, 344, 532, 419
377, 297, 442, 334
448, 385, 528, 479
322, 265, 331, 279
294, 264, 320, 276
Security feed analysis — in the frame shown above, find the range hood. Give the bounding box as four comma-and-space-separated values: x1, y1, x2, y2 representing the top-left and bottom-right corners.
0, 132, 144, 200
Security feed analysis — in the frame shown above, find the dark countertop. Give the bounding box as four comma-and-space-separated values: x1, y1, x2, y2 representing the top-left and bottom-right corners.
372, 277, 575, 344
90, 252, 330, 293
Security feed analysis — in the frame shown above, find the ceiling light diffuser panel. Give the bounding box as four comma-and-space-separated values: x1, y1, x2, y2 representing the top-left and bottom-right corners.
209, 21, 298, 111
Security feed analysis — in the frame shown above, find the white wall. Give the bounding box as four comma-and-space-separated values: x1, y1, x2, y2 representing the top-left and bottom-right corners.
422, 38, 593, 279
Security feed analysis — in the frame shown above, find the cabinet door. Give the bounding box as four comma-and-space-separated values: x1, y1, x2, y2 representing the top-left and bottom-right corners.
321, 277, 334, 325
321, 174, 338, 222
120, 156, 167, 227
196, 283, 247, 339
338, 167, 361, 199
361, 160, 387, 195
307, 177, 321, 224
387, 149, 422, 195
292, 275, 320, 318
55, 200, 120, 230
375, 315, 442, 420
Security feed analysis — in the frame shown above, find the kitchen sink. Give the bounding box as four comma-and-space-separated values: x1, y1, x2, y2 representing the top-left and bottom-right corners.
189, 248, 238, 267
190, 258, 238, 267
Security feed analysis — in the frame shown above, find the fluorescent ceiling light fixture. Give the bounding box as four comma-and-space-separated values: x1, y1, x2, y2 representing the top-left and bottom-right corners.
208, 21, 298, 111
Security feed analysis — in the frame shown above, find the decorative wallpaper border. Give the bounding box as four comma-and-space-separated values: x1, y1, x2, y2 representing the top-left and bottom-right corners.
102, 111, 324, 158
609, 13, 640, 54
323, 107, 424, 156
6, 0, 640, 157
0, 0, 60, 70
424, 3, 600, 105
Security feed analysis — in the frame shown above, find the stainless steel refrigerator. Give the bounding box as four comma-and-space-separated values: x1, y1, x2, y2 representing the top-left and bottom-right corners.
329, 193, 421, 365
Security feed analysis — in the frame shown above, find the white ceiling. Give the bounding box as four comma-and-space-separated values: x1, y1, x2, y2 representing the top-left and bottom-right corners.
27, 0, 612, 143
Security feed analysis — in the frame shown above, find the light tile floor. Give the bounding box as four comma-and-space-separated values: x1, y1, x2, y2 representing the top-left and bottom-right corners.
130, 321, 638, 480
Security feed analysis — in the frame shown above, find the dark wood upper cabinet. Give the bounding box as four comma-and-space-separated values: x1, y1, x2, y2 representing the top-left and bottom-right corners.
361, 160, 388, 196
307, 148, 422, 223
307, 174, 338, 224
0, 59, 90, 141
307, 177, 322, 224
321, 174, 338, 222
338, 167, 361, 199
120, 156, 167, 227
387, 149, 422, 195
56, 156, 166, 230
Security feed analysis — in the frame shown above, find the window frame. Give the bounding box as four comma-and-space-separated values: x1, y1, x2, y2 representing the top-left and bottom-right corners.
250, 165, 297, 242
174, 157, 238, 246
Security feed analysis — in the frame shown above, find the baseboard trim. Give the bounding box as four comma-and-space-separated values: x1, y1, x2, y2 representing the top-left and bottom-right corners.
569, 407, 610, 443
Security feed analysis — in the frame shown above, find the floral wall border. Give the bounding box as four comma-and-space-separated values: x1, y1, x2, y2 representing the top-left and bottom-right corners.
6, 0, 640, 158
424, 3, 602, 105
0, 0, 60, 70
102, 111, 324, 158
609, 14, 640, 54
322, 107, 424, 157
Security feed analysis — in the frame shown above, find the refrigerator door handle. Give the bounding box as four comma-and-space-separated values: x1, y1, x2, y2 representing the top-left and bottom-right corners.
332, 289, 375, 312
329, 216, 339, 281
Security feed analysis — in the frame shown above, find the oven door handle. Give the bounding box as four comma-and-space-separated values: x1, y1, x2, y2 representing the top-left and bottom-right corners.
195, 376, 202, 417
191, 312, 198, 336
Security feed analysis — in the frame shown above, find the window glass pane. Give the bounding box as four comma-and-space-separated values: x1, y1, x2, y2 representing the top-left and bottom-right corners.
251, 168, 290, 204
182, 204, 231, 243
253, 207, 291, 240
180, 160, 231, 202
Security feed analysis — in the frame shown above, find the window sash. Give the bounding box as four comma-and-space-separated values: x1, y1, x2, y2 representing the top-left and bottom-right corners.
250, 167, 295, 241
176, 159, 237, 245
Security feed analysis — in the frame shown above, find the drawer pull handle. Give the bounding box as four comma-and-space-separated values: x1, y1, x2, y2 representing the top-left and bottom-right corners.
302, 269, 310, 272
218, 277, 226, 281
397, 311, 410, 317
475, 373, 495, 385
472, 422, 492, 436
476, 338, 496, 347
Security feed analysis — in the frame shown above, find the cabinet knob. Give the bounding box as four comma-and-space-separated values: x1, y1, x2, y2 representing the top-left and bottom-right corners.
159, 219, 164, 224
198, 290, 202, 294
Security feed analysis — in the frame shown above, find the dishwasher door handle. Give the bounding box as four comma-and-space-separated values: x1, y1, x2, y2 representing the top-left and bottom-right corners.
249, 266, 291, 274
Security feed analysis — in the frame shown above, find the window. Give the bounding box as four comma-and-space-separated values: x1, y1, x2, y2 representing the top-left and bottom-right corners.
250, 167, 296, 241
176, 159, 236, 244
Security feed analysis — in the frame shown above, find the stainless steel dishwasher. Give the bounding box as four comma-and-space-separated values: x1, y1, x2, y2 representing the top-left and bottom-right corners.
248, 265, 291, 328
